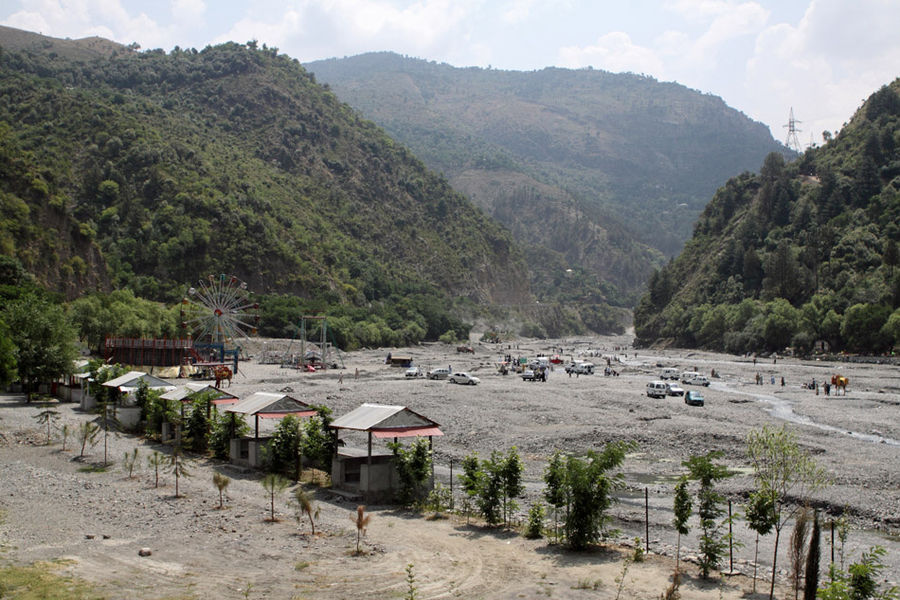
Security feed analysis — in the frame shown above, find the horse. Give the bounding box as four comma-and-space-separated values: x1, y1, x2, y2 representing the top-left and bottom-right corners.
214, 365, 233, 388
830, 374, 848, 395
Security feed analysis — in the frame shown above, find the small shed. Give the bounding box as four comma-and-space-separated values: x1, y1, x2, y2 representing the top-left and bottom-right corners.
329, 403, 443, 502
224, 392, 317, 467
100, 371, 176, 428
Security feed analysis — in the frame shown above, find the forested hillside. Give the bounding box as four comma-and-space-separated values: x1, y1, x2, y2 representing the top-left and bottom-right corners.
634, 80, 900, 354
306, 52, 789, 304
0, 27, 544, 346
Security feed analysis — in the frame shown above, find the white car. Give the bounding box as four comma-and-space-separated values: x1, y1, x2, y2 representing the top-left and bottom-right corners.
405, 367, 424, 378
449, 372, 480, 385
666, 382, 685, 396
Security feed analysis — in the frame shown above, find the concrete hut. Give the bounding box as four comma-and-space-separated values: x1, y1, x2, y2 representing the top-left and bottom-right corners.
329, 403, 443, 503
224, 392, 317, 468
99, 371, 176, 428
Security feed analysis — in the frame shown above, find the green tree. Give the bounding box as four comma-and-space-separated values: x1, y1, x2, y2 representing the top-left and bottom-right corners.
884, 240, 899, 279
209, 411, 249, 460
564, 441, 633, 550
841, 303, 892, 353
298, 406, 336, 469
683, 451, 732, 579
77, 421, 99, 458
3, 295, 78, 399
185, 398, 210, 453
261, 473, 291, 521
672, 476, 692, 574
266, 415, 301, 477
388, 438, 432, 506
747, 424, 829, 600
543, 450, 567, 544
746, 489, 777, 593
525, 502, 545, 539
500, 447, 525, 527
0, 316, 17, 387
147, 451, 165, 488
818, 546, 900, 600
169, 445, 191, 498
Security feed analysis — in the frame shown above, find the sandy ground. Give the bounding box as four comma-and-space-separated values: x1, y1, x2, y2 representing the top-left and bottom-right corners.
1, 333, 898, 599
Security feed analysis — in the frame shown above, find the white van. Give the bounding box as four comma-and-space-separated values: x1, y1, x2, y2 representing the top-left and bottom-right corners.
660, 368, 679, 380
646, 381, 668, 398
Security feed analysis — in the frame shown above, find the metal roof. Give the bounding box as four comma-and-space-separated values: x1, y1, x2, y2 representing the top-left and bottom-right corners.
330, 403, 440, 432
101, 371, 175, 391
160, 383, 238, 402
224, 391, 313, 416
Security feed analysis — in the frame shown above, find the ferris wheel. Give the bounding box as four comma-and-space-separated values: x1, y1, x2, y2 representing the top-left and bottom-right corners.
180, 274, 259, 344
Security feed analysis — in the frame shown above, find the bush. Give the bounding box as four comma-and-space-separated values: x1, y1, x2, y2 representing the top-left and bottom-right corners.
525, 503, 545, 539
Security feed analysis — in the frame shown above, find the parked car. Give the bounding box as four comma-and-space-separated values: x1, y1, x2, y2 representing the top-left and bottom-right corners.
681, 372, 710, 386
449, 372, 480, 385
566, 361, 595, 375
660, 367, 680, 380
427, 367, 451, 380
666, 382, 685, 396
405, 366, 424, 378
647, 381, 668, 398
521, 369, 537, 381
685, 390, 705, 406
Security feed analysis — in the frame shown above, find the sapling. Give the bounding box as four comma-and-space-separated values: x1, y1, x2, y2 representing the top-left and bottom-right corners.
77, 421, 100, 458
261, 473, 290, 521
351, 505, 371, 554
147, 451, 164, 488
672, 476, 692, 574
293, 487, 319, 535
122, 448, 139, 478
33, 408, 60, 445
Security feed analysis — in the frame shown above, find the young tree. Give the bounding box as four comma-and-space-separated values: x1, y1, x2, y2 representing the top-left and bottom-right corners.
122, 448, 140, 478
169, 445, 191, 498
60, 423, 71, 452
543, 450, 567, 544
261, 473, 290, 521
185, 398, 210, 453
672, 476, 692, 574
147, 451, 164, 488
459, 453, 482, 525
500, 447, 525, 528
388, 438, 432, 506
565, 440, 633, 550
818, 546, 900, 600
525, 502, 545, 539
33, 407, 60, 445
351, 505, 371, 554
77, 421, 100, 458
266, 415, 301, 477
293, 487, 318, 535
747, 424, 829, 599
746, 489, 777, 593
213, 471, 230, 509
683, 451, 732, 579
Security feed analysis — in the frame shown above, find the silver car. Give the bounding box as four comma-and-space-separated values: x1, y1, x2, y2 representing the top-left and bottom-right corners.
449, 372, 480, 385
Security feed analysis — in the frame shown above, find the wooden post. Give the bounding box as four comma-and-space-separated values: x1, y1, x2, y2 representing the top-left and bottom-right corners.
831, 520, 835, 567
450, 458, 454, 510
366, 431, 373, 502
728, 499, 734, 573
644, 487, 649, 554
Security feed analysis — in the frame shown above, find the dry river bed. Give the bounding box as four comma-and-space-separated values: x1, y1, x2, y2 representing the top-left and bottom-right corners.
0, 333, 898, 598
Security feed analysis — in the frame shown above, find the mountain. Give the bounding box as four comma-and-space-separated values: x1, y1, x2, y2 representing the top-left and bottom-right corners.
305, 52, 790, 303
0, 28, 534, 343
633, 80, 900, 354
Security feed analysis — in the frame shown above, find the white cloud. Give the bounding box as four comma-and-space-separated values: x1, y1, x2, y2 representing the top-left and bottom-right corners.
745, 0, 900, 140
171, 0, 205, 23
215, 0, 482, 61
558, 32, 664, 76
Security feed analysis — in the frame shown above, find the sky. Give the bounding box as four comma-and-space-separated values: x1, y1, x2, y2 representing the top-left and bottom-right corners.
3, 0, 899, 145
